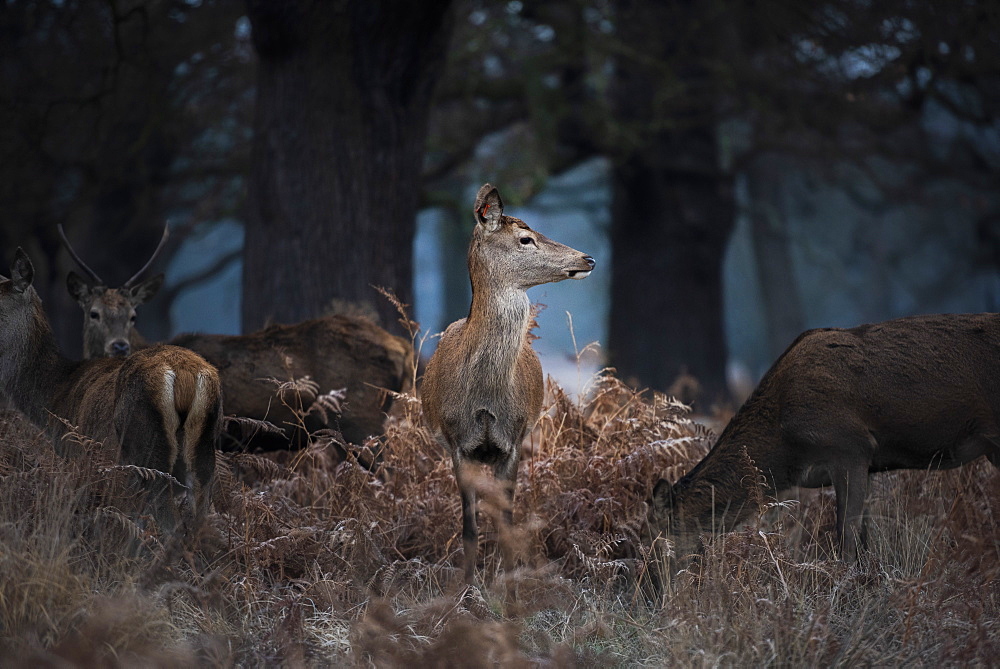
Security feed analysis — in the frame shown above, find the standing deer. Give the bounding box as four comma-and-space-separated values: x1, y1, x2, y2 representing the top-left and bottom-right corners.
647, 314, 1000, 561
0, 248, 222, 531
421, 183, 595, 582
59, 225, 412, 448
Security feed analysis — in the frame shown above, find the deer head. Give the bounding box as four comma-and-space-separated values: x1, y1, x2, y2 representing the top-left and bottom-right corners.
59, 224, 167, 358
468, 185, 594, 293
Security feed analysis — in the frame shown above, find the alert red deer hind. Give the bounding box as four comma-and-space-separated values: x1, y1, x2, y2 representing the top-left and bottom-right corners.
59, 225, 412, 448
648, 314, 1000, 561
0, 248, 222, 530
421, 183, 595, 582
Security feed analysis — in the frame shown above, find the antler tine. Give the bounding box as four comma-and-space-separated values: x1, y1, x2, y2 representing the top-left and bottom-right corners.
123, 224, 170, 288
57, 224, 103, 285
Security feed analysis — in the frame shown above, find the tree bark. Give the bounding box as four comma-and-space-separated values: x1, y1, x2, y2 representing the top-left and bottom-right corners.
608, 148, 735, 404
243, 0, 453, 333
607, 0, 737, 405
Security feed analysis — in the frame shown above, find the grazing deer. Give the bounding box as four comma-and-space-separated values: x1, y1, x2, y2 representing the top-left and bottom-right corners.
421, 183, 595, 582
59, 225, 413, 447
647, 314, 1000, 561
1, 248, 222, 531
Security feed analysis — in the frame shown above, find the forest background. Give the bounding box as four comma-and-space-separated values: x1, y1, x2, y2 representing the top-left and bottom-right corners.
1, 0, 998, 403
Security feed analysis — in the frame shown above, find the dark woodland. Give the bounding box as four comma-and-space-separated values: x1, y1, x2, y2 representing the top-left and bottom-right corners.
1, 0, 998, 664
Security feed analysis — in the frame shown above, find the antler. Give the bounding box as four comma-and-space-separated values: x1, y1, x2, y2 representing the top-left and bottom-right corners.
123, 224, 170, 288
57, 224, 103, 285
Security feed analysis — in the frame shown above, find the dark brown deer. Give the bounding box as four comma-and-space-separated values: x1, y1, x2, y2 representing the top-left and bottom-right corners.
421, 183, 595, 582
647, 314, 1000, 561
0, 248, 222, 530
59, 225, 413, 447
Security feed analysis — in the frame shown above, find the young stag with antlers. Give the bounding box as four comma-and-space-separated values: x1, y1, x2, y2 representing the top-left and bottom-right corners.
1, 248, 221, 531
60, 224, 412, 448
421, 184, 595, 582
61, 223, 167, 358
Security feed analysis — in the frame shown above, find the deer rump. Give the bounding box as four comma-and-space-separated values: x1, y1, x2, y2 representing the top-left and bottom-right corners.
57, 224, 412, 451
652, 312, 1000, 558
170, 315, 412, 448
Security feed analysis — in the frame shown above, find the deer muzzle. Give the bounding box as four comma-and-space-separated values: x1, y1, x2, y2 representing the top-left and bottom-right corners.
567, 255, 596, 280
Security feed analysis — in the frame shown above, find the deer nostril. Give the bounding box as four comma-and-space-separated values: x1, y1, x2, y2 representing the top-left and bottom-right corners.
110, 341, 130, 357
582, 255, 595, 268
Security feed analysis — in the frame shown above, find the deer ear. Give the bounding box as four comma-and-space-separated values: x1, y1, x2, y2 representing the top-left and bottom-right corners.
66, 271, 93, 304
651, 478, 674, 512
127, 273, 163, 305
11, 248, 34, 293
473, 183, 504, 232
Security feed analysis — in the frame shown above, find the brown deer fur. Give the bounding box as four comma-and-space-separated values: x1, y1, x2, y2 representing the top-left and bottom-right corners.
648, 313, 1000, 561
170, 316, 412, 447
62, 231, 412, 447
1, 249, 222, 530
421, 183, 595, 582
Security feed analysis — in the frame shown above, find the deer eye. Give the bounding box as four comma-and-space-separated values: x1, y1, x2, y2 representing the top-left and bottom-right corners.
519, 236, 534, 246
89, 310, 100, 320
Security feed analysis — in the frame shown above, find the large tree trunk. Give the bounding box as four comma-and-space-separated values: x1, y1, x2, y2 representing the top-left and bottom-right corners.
607, 0, 736, 405
243, 1, 453, 334
608, 147, 735, 405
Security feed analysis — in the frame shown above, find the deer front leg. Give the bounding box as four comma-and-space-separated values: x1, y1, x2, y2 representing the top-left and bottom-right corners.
493, 453, 519, 573
832, 463, 870, 561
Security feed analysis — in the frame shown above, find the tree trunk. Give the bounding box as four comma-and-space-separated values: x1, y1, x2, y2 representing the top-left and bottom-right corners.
608, 148, 735, 405
607, 0, 737, 405
243, 0, 453, 334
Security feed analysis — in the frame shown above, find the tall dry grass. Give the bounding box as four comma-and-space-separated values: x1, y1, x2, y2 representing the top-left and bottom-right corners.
0, 355, 998, 666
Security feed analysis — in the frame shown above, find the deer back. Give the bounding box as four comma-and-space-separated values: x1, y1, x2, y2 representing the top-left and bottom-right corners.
171, 314, 412, 445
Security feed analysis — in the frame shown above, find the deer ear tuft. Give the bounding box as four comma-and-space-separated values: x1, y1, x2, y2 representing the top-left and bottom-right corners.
11, 248, 34, 293
473, 183, 504, 232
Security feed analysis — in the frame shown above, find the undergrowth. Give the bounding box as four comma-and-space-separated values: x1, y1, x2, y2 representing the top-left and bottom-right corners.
0, 361, 998, 666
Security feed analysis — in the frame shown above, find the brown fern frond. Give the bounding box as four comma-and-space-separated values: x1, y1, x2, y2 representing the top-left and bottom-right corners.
102, 465, 184, 487
373, 285, 420, 338
224, 415, 286, 437
307, 388, 347, 424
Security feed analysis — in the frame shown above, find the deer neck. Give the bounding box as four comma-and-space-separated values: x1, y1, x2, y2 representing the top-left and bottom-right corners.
1, 303, 69, 425
464, 282, 532, 384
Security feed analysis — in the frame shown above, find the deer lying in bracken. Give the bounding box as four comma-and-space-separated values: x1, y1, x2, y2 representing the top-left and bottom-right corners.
421, 183, 595, 582
60, 225, 412, 448
647, 313, 1000, 561
0, 249, 222, 531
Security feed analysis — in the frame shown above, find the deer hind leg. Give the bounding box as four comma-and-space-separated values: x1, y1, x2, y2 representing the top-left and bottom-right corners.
114, 390, 179, 533
180, 371, 220, 528
454, 458, 480, 583
832, 462, 870, 562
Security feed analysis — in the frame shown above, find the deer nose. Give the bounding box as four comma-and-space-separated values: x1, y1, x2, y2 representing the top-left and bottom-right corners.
109, 340, 130, 357
582, 255, 596, 268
